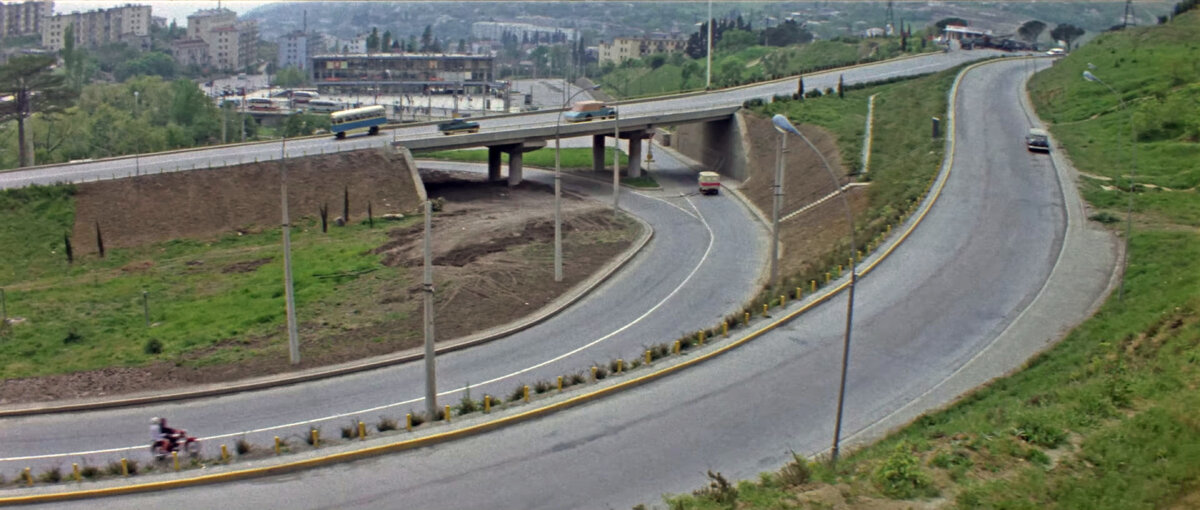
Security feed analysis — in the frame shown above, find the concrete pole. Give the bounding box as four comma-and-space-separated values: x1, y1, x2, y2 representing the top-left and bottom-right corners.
422, 200, 438, 417
280, 138, 301, 365
612, 107, 620, 214
770, 132, 785, 295
554, 135, 563, 282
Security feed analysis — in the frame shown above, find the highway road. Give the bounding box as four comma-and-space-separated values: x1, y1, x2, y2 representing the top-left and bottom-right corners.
0, 51, 1119, 509
0, 49, 1010, 190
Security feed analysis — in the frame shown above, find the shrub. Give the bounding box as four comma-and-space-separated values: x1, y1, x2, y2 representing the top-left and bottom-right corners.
533, 379, 553, 394
235, 437, 253, 455
1013, 419, 1067, 448
593, 364, 609, 380
1089, 212, 1121, 224
63, 329, 83, 344
409, 412, 426, 427
457, 395, 479, 415
143, 338, 163, 355
79, 465, 100, 479
38, 466, 62, 483
378, 416, 398, 432
779, 452, 812, 487
609, 359, 622, 373
340, 423, 356, 439
508, 384, 526, 402
569, 372, 587, 386
930, 449, 973, 470
873, 441, 934, 499
694, 470, 738, 504
106, 459, 138, 476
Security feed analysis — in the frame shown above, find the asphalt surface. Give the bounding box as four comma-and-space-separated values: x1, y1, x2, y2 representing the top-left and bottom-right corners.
0, 51, 1119, 509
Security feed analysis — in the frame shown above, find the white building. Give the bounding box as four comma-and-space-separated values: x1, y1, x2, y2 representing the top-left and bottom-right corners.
170, 8, 257, 72
278, 30, 318, 70
1, 0, 51, 39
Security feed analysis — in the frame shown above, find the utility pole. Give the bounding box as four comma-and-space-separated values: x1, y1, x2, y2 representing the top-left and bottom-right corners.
280, 138, 300, 364
422, 200, 438, 417
706, 0, 713, 90
770, 128, 786, 295
612, 107, 620, 214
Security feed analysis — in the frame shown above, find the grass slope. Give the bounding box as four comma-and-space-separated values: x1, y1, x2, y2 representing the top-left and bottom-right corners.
665, 12, 1200, 510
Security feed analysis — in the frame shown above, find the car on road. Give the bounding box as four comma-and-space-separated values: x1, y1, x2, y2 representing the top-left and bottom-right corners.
1026, 128, 1051, 152
1046, 48, 1066, 56
437, 117, 481, 135
563, 100, 616, 122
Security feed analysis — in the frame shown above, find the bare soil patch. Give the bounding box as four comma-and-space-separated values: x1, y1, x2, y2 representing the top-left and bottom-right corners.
1, 167, 638, 404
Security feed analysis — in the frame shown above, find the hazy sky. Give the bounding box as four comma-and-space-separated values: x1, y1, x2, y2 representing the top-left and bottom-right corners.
53, 1, 279, 26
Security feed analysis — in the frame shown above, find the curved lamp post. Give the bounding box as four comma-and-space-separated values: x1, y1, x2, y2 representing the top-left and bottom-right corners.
554, 85, 601, 282
1082, 70, 1136, 302
772, 114, 858, 466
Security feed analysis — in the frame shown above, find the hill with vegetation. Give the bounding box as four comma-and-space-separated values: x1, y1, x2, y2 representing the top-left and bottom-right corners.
661, 9, 1200, 510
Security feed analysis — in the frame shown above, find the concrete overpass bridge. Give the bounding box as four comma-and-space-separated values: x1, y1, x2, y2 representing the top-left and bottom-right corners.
395, 105, 742, 186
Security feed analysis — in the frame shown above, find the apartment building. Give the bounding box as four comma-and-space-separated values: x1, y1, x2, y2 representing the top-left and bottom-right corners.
278, 30, 320, 70
1, 0, 51, 39
41, 3, 151, 51
171, 8, 257, 72
598, 37, 686, 65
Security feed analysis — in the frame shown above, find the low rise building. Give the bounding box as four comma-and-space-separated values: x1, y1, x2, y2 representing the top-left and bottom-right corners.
311, 53, 496, 96
598, 37, 686, 65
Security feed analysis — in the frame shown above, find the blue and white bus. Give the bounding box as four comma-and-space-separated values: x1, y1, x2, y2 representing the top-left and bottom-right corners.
330, 105, 386, 139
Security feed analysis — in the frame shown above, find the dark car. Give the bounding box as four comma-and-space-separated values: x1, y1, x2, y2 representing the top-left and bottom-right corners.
1026, 128, 1051, 152
437, 118, 480, 135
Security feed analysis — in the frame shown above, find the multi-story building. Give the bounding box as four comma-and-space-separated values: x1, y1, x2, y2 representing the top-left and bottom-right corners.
1, 0, 51, 39
598, 37, 686, 65
310, 53, 495, 96
277, 30, 316, 70
41, 3, 151, 51
173, 8, 257, 72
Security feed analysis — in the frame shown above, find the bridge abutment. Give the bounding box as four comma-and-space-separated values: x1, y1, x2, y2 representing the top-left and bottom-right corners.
487, 147, 502, 182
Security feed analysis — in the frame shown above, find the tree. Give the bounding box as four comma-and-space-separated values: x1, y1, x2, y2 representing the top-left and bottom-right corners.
61, 24, 90, 91
838, 74, 844, 98
114, 52, 178, 81
0, 55, 77, 167
366, 27, 379, 54
1050, 23, 1085, 50
273, 66, 306, 87
1017, 20, 1047, 47
716, 29, 756, 53
381, 31, 392, 53
420, 25, 434, 52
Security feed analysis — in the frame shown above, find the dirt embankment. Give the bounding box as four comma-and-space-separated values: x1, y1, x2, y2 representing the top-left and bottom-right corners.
737, 114, 870, 277
71, 148, 422, 252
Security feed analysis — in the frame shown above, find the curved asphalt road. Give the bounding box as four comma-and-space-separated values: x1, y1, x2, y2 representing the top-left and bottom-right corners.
8, 58, 1119, 508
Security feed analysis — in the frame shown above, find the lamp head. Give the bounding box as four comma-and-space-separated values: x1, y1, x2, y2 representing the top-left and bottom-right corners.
1082, 70, 1100, 83
771, 114, 801, 135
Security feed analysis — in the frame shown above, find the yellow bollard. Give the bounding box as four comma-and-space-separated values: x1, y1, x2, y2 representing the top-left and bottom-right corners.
221, 444, 229, 462
796, 287, 802, 300
722, 321, 729, 338
857, 250, 863, 262
23, 467, 32, 486
311, 429, 320, 448
121, 458, 129, 477
558, 375, 564, 392
173, 451, 179, 471
762, 304, 768, 317
358, 421, 366, 440
523, 385, 530, 402
274, 436, 282, 455
645, 350, 652, 365
780, 294, 786, 307
887, 224, 892, 234
444, 404, 452, 422
617, 359, 624, 373
73, 463, 80, 482
591, 366, 598, 380
406, 413, 413, 432
484, 395, 492, 413
743, 312, 750, 326
697, 330, 705, 345
811, 280, 817, 292
673, 340, 681, 354
837, 265, 842, 277
825, 272, 831, 283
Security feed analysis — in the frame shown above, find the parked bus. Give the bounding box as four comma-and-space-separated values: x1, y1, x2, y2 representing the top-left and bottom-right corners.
306, 100, 342, 113
291, 90, 319, 103
247, 97, 282, 111
330, 105, 386, 139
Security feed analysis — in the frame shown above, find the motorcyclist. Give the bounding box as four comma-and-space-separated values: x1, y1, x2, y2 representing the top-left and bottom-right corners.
150, 417, 181, 451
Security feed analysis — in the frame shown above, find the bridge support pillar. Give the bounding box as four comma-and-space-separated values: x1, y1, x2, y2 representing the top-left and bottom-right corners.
507, 151, 523, 187
592, 135, 606, 173
487, 147, 502, 182
626, 133, 645, 179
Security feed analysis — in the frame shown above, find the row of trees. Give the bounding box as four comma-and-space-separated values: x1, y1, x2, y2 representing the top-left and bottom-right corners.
360, 25, 469, 54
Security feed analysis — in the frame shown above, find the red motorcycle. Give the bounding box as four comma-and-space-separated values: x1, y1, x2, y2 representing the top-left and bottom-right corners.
151, 430, 201, 460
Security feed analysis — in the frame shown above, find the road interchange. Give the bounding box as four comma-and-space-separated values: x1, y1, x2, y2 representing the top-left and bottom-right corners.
0, 52, 1120, 508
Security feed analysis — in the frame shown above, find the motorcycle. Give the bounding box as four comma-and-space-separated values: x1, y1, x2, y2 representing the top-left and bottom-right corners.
151, 430, 202, 460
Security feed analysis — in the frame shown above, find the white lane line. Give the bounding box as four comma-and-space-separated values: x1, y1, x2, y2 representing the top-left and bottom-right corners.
1, 167, 720, 463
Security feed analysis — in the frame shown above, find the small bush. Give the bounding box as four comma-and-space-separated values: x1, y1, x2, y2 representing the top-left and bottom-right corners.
457, 396, 479, 415
1089, 211, 1121, 224
930, 449, 973, 470
508, 384, 526, 402
873, 441, 934, 499
608, 359, 622, 373
1024, 447, 1051, 466
533, 380, 552, 394
1013, 419, 1067, 448
694, 470, 738, 504
593, 365, 609, 380
235, 437, 253, 455
409, 412, 426, 428
38, 466, 62, 484
143, 338, 163, 355
629, 358, 642, 369
340, 423, 356, 439
63, 329, 83, 344
106, 459, 138, 476
779, 452, 812, 487
431, 407, 445, 421
79, 465, 100, 479
569, 372, 586, 386
378, 416, 398, 432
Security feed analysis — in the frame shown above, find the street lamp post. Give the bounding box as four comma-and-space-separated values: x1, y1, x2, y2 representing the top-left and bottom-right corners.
772, 114, 858, 466
1082, 70, 1136, 303
554, 85, 601, 282
706, 0, 713, 90
133, 91, 140, 175
613, 105, 621, 214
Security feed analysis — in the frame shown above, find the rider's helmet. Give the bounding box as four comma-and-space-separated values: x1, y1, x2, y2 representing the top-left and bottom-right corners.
151, 417, 161, 425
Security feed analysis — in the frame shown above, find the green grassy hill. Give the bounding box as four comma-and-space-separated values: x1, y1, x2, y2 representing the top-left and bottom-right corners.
664, 11, 1200, 510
